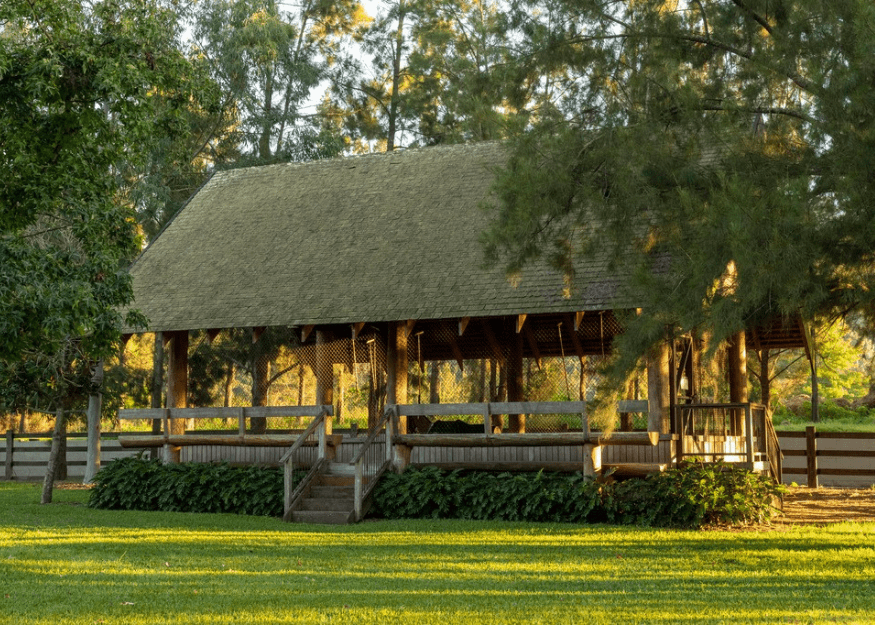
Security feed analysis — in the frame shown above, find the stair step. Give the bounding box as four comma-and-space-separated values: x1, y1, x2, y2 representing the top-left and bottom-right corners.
309, 485, 354, 498
300, 497, 354, 512
325, 463, 355, 476
291, 509, 354, 525
318, 473, 356, 487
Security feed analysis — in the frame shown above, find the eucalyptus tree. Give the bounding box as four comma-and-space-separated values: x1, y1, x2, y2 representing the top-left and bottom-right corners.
192, 0, 363, 162
483, 0, 875, 382
326, 0, 533, 150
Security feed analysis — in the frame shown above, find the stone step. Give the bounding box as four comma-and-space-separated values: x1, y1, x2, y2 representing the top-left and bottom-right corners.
300, 497, 354, 512
290, 509, 354, 525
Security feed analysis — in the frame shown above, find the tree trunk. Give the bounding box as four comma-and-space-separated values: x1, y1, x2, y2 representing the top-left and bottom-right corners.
429, 362, 440, 403
387, 0, 406, 151
84, 360, 104, 483
17, 407, 27, 433
41, 405, 66, 504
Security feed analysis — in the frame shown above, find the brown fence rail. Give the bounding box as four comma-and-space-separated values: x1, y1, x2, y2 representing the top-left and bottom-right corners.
778, 427, 875, 488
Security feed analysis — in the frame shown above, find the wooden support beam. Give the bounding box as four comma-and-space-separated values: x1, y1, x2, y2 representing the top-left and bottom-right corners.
351, 322, 365, 339
206, 328, 221, 345
440, 321, 465, 371
165, 330, 188, 462
480, 319, 505, 363
458, 317, 470, 336
523, 324, 542, 370
252, 326, 265, 344
404, 319, 417, 339
574, 311, 585, 331
121, 334, 133, 349
301, 325, 315, 342
507, 329, 525, 433
516, 314, 527, 333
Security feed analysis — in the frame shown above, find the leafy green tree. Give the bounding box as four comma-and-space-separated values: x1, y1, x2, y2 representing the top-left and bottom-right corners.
483, 0, 875, 382
0, 0, 215, 499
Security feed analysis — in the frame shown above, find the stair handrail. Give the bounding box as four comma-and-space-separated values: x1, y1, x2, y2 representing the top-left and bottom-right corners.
764, 411, 783, 483
281, 405, 332, 521
352, 405, 395, 521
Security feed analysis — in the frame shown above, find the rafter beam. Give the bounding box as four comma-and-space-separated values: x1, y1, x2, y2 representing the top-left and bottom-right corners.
516, 314, 527, 333
565, 314, 586, 362
206, 328, 221, 345
574, 311, 585, 331
301, 325, 315, 342
480, 319, 505, 363
252, 326, 265, 344
523, 324, 542, 370
440, 321, 465, 371
351, 322, 365, 340
458, 317, 470, 336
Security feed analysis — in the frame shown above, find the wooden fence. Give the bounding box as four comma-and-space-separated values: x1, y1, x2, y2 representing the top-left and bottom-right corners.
778, 427, 875, 488
3, 427, 874, 488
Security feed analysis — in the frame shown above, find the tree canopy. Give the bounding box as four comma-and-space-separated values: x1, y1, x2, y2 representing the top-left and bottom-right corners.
482, 0, 875, 373
0, 0, 216, 404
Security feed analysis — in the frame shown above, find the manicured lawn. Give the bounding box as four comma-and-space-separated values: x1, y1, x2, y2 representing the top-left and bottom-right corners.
1, 482, 873, 624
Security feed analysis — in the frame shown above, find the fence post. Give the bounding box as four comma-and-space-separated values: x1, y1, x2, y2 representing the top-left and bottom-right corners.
806, 425, 818, 488
4, 430, 13, 480
745, 404, 754, 469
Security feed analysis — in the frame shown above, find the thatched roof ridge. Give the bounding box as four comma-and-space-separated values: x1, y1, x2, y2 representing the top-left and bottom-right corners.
128, 141, 635, 332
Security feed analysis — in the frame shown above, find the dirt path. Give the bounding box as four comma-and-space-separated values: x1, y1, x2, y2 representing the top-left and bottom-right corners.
776, 487, 875, 525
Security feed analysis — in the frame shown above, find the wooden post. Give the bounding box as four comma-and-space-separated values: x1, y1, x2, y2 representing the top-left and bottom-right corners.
744, 404, 755, 469
582, 443, 601, 478
507, 328, 525, 433
647, 342, 671, 434
150, 332, 164, 460
806, 425, 818, 488
165, 330, 188, 463
728, 331, 748, 435
84, 360, 104, 483
387, 323, 408, 434
5, 430, 13, 480
315, 331, 334, 440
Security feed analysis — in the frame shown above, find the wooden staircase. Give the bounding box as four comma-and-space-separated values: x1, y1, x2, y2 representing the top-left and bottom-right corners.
288, 463, 365, 525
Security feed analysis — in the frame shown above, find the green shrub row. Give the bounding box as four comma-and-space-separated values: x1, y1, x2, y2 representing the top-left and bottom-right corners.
89, 457, 784, 526
88, 456, 290, 516
372, 462, 786, 528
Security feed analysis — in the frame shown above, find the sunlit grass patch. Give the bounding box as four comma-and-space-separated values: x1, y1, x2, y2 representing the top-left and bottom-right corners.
1, 482, 873, 624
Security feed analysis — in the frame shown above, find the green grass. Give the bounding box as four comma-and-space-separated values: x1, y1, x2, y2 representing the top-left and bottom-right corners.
1, 482, 873, 625
773, 401, 875, 433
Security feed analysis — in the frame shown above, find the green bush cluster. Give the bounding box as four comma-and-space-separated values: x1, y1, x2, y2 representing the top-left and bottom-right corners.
372, 462, 785, 528
88, 456, 289, 516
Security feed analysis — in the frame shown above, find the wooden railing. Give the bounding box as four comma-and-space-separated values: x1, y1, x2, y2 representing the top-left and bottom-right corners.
117, 405, 335, 451
279, 406, 333, 521
386, 401, 658, 477
676, 402, 782, 481
350, 407, 395, 522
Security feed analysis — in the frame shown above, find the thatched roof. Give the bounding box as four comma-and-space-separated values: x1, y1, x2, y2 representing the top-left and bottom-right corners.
128, 142, 636, 333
